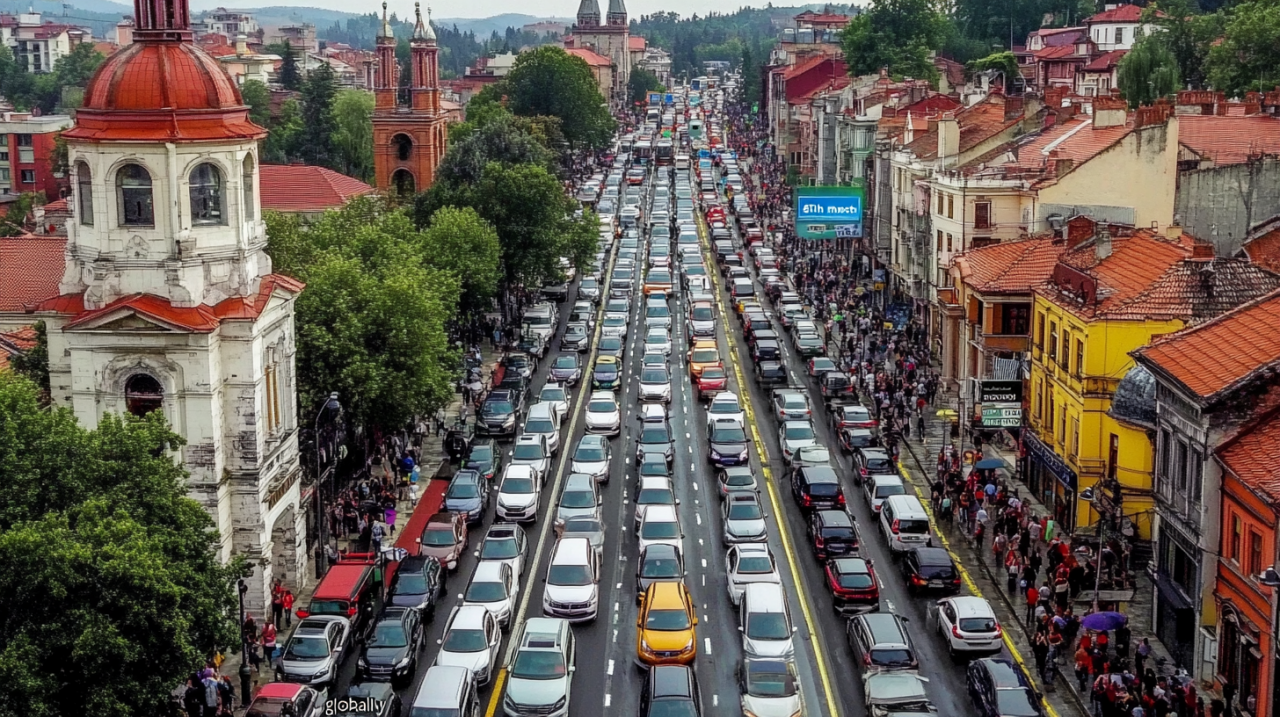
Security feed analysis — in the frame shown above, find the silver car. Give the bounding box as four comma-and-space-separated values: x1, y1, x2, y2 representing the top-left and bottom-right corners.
502, 618, 575, 717
569, 434, 611, 481
779, 420, 817, 464
721, 491, 768, 544
276, 615, 351, 688
639, 363, 673, 402
558, 516, 605, 555
556, 473, 601, 527
463, 560, 518, 628
510, 434, 550, 483
739, 659, 804, 717
434, 604, 501, 686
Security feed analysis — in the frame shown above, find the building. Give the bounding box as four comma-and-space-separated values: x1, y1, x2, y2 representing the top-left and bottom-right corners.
767, 53, 846, 160
0, 111, 74, 200
773, 9, 847, 64
274, 23, 317, 55
464, 51, 519, 82
371, 3, 447, 196
568, 0, 630, 103
1, 12, 89, 73
1075, 50, 1126, 97
565, 47, 614, 99
199, 8, 258, 39
259, 164, 374, 220
215, 34, 281, 87
116, 18, 134, 46
19, 0, 308, 614
635, 45, 672, 87
1084, 3, 1159, 52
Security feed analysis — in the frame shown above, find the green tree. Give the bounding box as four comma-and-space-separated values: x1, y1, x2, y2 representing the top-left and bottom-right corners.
241, 78, 272, 127
628, 67, 665, 105
52, 43, 104, 87
1118, 32, 1182, 108
299, 63, 340, 168
6, 320, 48, 397
330, 89, 375, 182
841, 0, 946, 81
276, 43, 303, 91
0, 192, 42, 234
0, 372, 242, 717
436, 113, 556, 186
1206, 0, 1280, 95
417, 206, 502, 316
263, 98, 304, 164
498, 46, 616, 150
967, 51, 1020, 92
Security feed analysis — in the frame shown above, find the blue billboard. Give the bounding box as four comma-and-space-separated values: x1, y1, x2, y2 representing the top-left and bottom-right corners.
648, 92, 662, 106
794, 186, 865, 240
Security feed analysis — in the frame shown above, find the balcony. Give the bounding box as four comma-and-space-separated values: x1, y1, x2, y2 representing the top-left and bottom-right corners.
1083, 377, 1119, 399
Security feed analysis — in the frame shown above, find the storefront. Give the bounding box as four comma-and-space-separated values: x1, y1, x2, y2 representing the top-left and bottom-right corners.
1023, 430, 1078, 533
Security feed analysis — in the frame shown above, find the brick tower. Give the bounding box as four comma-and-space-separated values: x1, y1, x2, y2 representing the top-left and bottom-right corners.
372, 2, 447, 195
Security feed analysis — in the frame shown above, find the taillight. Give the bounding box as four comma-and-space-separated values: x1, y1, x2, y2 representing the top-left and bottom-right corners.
863, 653, 871, 666
802, 494, 812, 506
837, 493, 846, 506
891, 519, 900, 534
911, 574, 926, 585
860, 467, 868, 477
295, 610, 310, 618
952, 625, 963, 638
347, 607, 359, 617
815, 536, 825, 548
994, 624, 1003, 636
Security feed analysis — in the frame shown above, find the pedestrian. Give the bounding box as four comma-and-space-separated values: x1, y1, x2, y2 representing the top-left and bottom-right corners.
371, 516, 387, 554
261, 620, 277, 665
1135, 638, 1152, 675
218, 674, 235, 714
1076, 645, 1094, 692
271, 578, 284, 629
1026, 583, 1040, 624
1032, 631, 1050, 680
201, 671, 221, 717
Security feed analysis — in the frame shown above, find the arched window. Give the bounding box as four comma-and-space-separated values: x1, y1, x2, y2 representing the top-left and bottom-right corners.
189, 163, 224, 225
393, 134, 413, 162
242, 154, 255, 221
117, 164, 154, 226
76, 161, 93, 226
124, 374, 164, 417
391, 169, 415, 196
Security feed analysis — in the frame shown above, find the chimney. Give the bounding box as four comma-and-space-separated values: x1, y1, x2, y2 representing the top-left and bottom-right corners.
938, 111, 959, 160
1166, 225, 1183, 240
1096, 227, 1113, 261
1092, 96, 1127, 128
235, 33, 248, 55
1066, 215, 1096, 250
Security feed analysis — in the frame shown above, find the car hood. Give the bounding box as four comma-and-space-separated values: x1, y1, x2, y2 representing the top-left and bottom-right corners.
545, 583, 596, 604
505, 675, 570, 708
744, 635, 795, 659
363, 644, 410, 666
784, 437, 817, 452
585, 412, 619, 427
741, 692, 803, 717
280, 654, 335, 675
711, 440, 749, 455
571, 459, 609, 474
499, 492, 538, 509
420, 544, 461, 562
727, 518, 766, 537
434, 648, 491, 675
445, 497, 481, 512
642, 628, 695, 652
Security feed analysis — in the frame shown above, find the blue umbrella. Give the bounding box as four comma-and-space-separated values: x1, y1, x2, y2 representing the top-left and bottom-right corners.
975, 458, 1005, 470
1082, 611, 1128, 632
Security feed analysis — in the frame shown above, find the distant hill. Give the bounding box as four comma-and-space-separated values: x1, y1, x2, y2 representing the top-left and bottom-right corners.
0, 0, 130, 21
434, 13, 573, 38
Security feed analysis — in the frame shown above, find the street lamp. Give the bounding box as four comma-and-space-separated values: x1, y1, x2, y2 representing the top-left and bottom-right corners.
237, 578, 251, 706
313, 392, 342, 579
1259, 565, 1280, 717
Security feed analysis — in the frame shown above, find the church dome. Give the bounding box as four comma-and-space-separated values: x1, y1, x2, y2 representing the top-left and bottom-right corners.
1110, 364, 1157, 428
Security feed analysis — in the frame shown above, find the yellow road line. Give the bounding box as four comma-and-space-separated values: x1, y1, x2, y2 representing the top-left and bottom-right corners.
697, 214, 842, 717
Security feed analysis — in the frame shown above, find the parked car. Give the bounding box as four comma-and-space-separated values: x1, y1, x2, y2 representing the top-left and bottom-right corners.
416, 511, 467, 570
358, 607, 424, 685
276, 615, 351, 688
967, 658, 1045, 717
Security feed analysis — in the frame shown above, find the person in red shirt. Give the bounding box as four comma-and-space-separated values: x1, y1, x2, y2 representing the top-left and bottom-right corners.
282, 589, 295, 628
1026, 585, 1040, 624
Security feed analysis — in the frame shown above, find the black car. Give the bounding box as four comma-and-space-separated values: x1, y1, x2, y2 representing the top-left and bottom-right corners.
707, 418, 750, 466
497, 371, 532, 400
755, 360, 786, 387
808, 510, 860, 559
387, 555, 445, 615
501, 353, 535, 380
636, 543, 685, 602
790, 465, 845, 512
637, 417, 675, 465
743, 314, 771, 338
358, 607, 424, 685
592, 358, 622, 391
478, 390, 521, 437
855, 448, 898, 483
549, 354, 583, 385
751, 339, 781, 363
464, 438, 501, 481
749, 328, 779, 349
331, 683, 401, 717
903, 547, 962, 594
967, 658, 1045, 717
640, 665, 702, 717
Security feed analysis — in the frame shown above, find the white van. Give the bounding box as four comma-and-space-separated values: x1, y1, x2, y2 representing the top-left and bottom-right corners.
542, 537, 600, 622
879, 495, 933, 554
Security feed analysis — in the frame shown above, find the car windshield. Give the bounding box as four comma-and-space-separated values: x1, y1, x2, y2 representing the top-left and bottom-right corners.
691, 349, 718, 363
838, 571, 874, 589
647, 305, 670, 317
465, 581, 507, 602
284, 635, 329, 660
511, 650, 568, 680
588, 400, 616, 413
996, 690, 1041, 717
442, 628, 487, 653
747, 613, 790, 640
642, 556, 681, 578
566, 326, 586, 338
370, 622, 408, 648
871, 649, 915, 667
483, 401, 514, 415
548, 564, 593, 586
421, 527, 456, 546
561, 490, 595, 509
563, 518, 601, 535
701, 367, 726, 380
638, 487, 674, 505
482, 538, 518, 560
783, 396, 807, 409
866, 458, 894, 473
447, 481, 478, 499
526, 419, 555, 434
641, 368, 667, 383
747, 668, 798, 697
641, 519, 679, 539
712, 427, 747, 443
785, 424, 815, 440
646, 608, 690, 630
470, 446, 494, 463
875, 483, 907, 499
641, 425, 670, 443
711, 399, 740, 413
728, 501, 762, 520
513, 444, 544, 461
553, 357, 577, 369
604, 317, 625, 326
640, 462, 669, 477
959, 617, 999, 632
822, 526, 856, 540
395, 571, 429, 593
582, 278, 598, 287
692, 307, 713, 320
541, 388, 566, 402
503, 477, 536, 494
646, 334, 666, 345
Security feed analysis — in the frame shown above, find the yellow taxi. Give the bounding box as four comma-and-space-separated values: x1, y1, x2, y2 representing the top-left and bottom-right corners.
636, 581, 698, 666
644, 268, 674, 295
686, 340, 723, 379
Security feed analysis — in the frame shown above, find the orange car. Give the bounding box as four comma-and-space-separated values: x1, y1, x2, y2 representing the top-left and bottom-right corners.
636, 581, 698, 666
644, 268, 674, 295
687, 341, 722, 379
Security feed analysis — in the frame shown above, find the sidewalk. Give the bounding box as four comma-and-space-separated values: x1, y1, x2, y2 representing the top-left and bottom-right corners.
218, 348, 503, 712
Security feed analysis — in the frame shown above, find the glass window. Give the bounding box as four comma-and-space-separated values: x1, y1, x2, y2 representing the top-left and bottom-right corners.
124, 374, 164, 416
242, 154, 255, 221
76, 162, 93, 226
189, 163, 224, 225
19, 169, 34, 183
1230, 515, 1241, 562
117, 164, 154, 226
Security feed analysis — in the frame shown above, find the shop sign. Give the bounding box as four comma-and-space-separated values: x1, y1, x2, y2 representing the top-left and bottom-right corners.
981, 407, 1023, 427
980, 380, 1023, 404
1024, 430, 1077, 491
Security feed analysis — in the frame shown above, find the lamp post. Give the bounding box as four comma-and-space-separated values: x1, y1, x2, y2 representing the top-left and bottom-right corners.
237, 578, 251, 706
313, 392, 342, 579
1258, 565, 1280, 717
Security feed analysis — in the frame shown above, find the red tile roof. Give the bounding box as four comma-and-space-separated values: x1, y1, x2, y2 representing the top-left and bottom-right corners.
1040, 231, 1189, 320
1135, 288, 1280, 400
1241, 218, 1280, 274
258, 164, 373, 214
50, 274, 304, 333
905, 95, 1022, 160
42, 198, 68, 213
1082, 49, 1126, 71
565, 47, 611, 67
0, 236, 66, 312
1033, 45, 1082, 60
628, 36, 646, 51
1216, 403, 1280, 503
1086, 4, 1148, 23
1178, 115, 1280, 166
782, 54, 829, 81
954, 237, 1067, 295
1007, 116, 1135, 187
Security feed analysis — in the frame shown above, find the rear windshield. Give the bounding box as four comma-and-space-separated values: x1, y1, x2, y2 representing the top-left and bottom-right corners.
822, 526, 856, 540
866, 458, 894, 473
838, 573, 874, 590
959, 617, 998, 632
875, 484, 907, 499
898, 519, 931, 534
807, 483, 840, 497
870, 648, 915, 667
919, 563, 956, 579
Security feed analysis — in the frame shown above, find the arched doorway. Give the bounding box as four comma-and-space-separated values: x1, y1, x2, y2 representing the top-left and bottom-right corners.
393, 133, 413, 161
124, 374, 164, 416
269, 504, 300, 600
392, 169, 416, 196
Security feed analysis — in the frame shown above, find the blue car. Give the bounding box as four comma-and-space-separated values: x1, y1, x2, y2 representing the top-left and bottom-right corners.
444, 470, 489, 525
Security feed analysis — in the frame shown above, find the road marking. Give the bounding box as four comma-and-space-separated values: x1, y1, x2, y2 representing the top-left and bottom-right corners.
714, 695, 719, 707
605, 694, 612, 707
704, 637, 712, 655
701, 558, 707, 568
607, 659, 615, 676
692, 481, 699, 491
696, 513, 702, 525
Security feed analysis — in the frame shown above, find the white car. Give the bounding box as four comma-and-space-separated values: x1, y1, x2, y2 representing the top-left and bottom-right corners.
604, 299, 629, 322
726, 543, 782, 606
930, 596, 1003, 656
643, 327, 672, 356
434, 604, 501, 686
639, 363, 673, 403
462, 560, 518, 628
601, 315, 628, 338
707, 391, 746, 428
536, 383, 570, 422
496, 465, 541, 523
721, 491, 768, 544
634, 475, 678, 528
510, 434, 550, 483
478, 523, 527, 584
524, 404, 561, 455
740, 659, 804, 717
542, 537, 600, 623
583, 392, 621, 437
636, 504, 683, 555
778, 420, 817, 464
865, 474, 907, 513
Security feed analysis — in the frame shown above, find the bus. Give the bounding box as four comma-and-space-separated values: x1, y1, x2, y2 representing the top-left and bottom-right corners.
655, 139, 674, 165
688, 119, 703, 140
633, 139, 653, 164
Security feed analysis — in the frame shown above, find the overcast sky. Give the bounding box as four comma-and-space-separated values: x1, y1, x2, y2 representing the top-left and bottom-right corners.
213, 0, 786, 21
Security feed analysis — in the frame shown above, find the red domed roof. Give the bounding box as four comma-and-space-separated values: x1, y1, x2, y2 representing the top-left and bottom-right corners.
64, 40, 265, 143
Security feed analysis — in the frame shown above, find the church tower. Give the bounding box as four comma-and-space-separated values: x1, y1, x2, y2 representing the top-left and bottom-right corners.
606, 0, 626, 26
570, 0, 630, 103
576, 0, 600, 27
372, 2, 447, 195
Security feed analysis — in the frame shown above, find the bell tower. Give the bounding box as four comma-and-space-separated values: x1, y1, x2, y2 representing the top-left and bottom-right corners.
372, 2, 447, 195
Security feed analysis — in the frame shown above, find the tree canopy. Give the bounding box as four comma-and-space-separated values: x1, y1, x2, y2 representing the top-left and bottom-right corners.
493, 46, 616, 150
330, 89, 376, 182
1117, 32, 1181, 108
1206, 0, 1280, 95
628, 67, 666, 105
841, 0, 947, 80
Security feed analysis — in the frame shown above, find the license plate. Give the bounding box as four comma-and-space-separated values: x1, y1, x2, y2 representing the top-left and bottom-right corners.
929, 580, 944, 587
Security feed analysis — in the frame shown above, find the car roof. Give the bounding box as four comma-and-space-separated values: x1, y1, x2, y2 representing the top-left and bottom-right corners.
817, 510, 853, 525
737, 542, 771, 556
596, 355, 619, 366
486, 524, 520, 539
643, 504, 678, 521
426, 511, 456, 526
642, 543, 680, 559
831, 557, 870, 573
948, 596, 995, 617
646, 580, 687, 605
727, 491, 759, 504
515, 434, 542, 445
975, 658, 1029, 689
913, 547, 953, 564
551, 536, 592, 563
711, 391, 739, 402
871, 474, 904, 485
641, 404, 667, 421
651, 664, 694, 698
528, 403, 554, 418
639, 475, 674, 490
564, 473, 595, 490
471, 561, 506, 581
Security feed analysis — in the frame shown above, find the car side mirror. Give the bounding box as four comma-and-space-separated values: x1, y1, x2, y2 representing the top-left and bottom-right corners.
436, 638, 442, 645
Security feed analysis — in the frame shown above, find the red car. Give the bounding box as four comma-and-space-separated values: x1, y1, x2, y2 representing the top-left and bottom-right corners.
695, 365, 728, 399
833, 404, 877, 430
706, 207, 726, 224
824, 557, 880, 613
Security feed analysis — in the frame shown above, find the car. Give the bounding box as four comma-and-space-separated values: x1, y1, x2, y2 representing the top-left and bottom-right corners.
601, 315, 629, 338
864, 673, 933, 717
503, 618, 577, 716
755, 360, 786, 386
807, 356, 838, 377
726, 542, 782, 606
716, 465, 757, 498
276, 615, 351, 688
686, 341, 722, 378
388, 555, 445, 615
444, 470, 489, 525
644, 300, 673, 330
932, 596, 1003, 656
903, 547, 962, 595
721, 490, 767, 544
643, 327, 673, 356
478, 523, 528, 583
639, 363, 673, 403
579, 276, 601, 302
330, 683, 400, 717
462, 560, 517, 628
839, 427, 878, 454
434, 604, 501, 686
597, 335, 625, 360
556, 473, 601, 527
511, 434, 551, 483
967, 658, 1045, 717
856, 447, 899, 485
795, 333, 826, 357
524, 402, 562, 455
790, 464, 845, 512
244, 684, 328, 717
695, 365, 728, 399
792, 444, 832, 469
570, 433, 612, 480
635, 474, 678, 527
687, 301, 716, 337
778, 420, 817, 464
562, 323, 590, 352
637, 503, 684, 555
416, 511, 467, 570
496, 465, 541, 523
825, 557, 880, 613
358, 607, 424, 685
536, 383, 570, 423
707, 418, 750, 466
592, 356, 622, 391
558, 515, 605, 555
706, 391, 746, 428
738, 659, 802, 717
568, 301, 595, 330
501, 353, 536, 380
636, 411, 675, 465
772, 389, 811, 421
636, 581, 698, 666
635, 543, 686, 601
465, 438, 502, 482
808, 509, 861, 559
751, 339, 781, 363
739, 583, 796, 659
478, 390, 520, 437
549, 354, 583, 385
865, 474, 908, 514
642, 664, 702, 717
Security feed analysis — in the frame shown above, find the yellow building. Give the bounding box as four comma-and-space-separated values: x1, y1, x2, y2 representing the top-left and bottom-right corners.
1024, 224, 1280, 538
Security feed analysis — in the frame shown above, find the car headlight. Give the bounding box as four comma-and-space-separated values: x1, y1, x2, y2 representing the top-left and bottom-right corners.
738, 448, 750, 461
396, 656, 412, 668
357, 657, 368, 668
640, 636, 651, 652
502, 416, 516, 427
552, 696, 567, 711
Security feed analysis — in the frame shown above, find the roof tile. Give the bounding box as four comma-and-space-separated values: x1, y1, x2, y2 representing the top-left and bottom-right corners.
0, 236, 66, 312
1217, 401, 1280, 503
1179, 115, 1280, 166
259, 165, 373, 214
954, 237, 1066, 295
